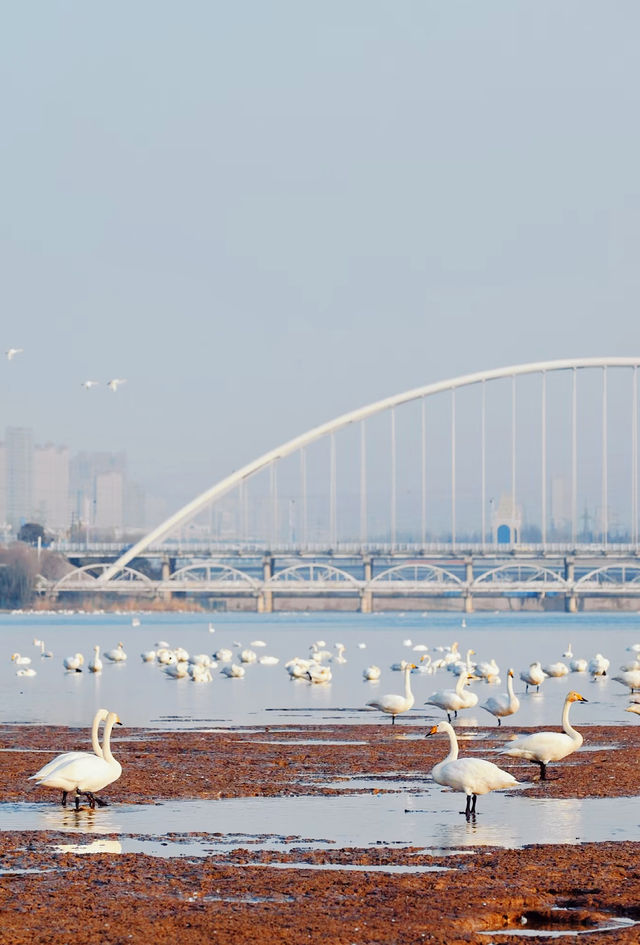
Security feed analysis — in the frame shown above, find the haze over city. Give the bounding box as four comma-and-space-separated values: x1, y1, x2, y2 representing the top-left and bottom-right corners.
2, 3, 639, 532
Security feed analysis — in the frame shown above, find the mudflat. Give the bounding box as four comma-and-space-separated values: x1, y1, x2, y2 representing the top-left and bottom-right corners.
0, 723, 638, 944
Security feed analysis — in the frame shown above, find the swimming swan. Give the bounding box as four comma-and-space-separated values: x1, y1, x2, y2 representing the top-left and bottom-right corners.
88, 645, 103, 674
366, 661, 417, 724
427, 720, 518, 818
480, 669, 520, 726
33, 711, 123, 809
501, 690, 588, 780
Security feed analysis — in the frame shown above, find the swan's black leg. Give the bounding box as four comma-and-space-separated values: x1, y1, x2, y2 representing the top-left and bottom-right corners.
497, 718, 502, 727
391, 715, 395, 725
447, 712, 452, 723
61, 791, 68, 807
538, 761, 547, 781
471, 794, 477, 815
462, 795, 472, 817
74, 791, 81, 811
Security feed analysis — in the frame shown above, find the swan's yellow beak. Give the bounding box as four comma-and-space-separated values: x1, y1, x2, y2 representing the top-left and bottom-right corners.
409, 663, 417, 670
425, 725, 438, 738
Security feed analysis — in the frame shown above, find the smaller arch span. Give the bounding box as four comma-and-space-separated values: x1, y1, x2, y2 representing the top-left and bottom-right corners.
575, 564, 640, 586
266, 563, 361, 588
53, 563, 155, 594
370, 564, 463, 586
472, 564, 568, 588
163, 562, 259, 589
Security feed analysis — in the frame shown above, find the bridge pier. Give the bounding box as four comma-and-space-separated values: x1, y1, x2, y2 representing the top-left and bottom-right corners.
160, 557, 174, 601
361, 555, 373, 613
464, 558, 474, 613
258, 555, 274, 613
564, 557, 577, 613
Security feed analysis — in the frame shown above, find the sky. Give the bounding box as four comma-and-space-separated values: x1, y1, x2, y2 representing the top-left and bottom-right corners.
1, 2, 639, 518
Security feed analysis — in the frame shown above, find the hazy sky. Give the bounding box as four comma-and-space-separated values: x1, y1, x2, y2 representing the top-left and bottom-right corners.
1, 2, 639, 513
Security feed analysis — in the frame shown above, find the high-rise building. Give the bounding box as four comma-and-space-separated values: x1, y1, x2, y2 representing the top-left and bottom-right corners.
33, 444, 70, 531
6, 427, 33, 532
94, 470, 124, 531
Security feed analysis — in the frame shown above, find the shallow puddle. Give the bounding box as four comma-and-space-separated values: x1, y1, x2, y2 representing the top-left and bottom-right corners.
481, 911, 636, 937
1, 790, 639, 858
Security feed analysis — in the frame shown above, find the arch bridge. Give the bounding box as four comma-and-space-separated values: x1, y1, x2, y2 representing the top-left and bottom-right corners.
48, 357, 640, 611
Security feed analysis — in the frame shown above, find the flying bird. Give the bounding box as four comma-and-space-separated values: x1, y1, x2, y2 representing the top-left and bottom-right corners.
107, 378, 126, 392
81, 380, 100, 389
6, 347, 23, 360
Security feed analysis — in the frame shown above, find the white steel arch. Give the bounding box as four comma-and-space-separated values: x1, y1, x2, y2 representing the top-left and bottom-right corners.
102, 357, 640, 580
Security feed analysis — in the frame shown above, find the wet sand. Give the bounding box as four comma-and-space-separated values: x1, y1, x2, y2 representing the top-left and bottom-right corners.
1, 722, 639, 943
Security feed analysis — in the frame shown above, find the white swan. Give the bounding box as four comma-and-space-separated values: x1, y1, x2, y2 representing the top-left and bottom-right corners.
214, 647, 233, 663
33, 638, 53, 658
449, 648, 476, 677
104, 642, 127, 662
563, 644, 573, 659
612, 669, 640, 693
626, 704, 640, 715
543, 661, 569, 678
240, 648, 257, 663
588, 653, 610, 678
29, 709, 109, 805
425, 672, 478, 722
189, 663, 213, 682
63, 653, 84, 672
502, 690, 588, 780
88, 645, 103, 674
258, 655, 279, 666
427, 720, 518, 818
11, 653, 31, 666
164, 661, 189, 678
480, 670, 520, 726
363, 665, 382, 681
33, 711, 123, 809
570, 657, 588, 673
519, 661, 545, 693
221, 663, 245, 678
366, 662, 417, 724
306, 663, 332, 684
140, 649, 156, 662
332, 643, 347, 663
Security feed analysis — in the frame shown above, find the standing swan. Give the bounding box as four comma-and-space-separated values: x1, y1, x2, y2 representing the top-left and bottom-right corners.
501, 690, 588, 780
366, 661, 417, 724
29, 708, 109, 806
427, 720, 518, 818
480, 669, 520, 726
425, 672, 478, 722
33, 711, 123, 809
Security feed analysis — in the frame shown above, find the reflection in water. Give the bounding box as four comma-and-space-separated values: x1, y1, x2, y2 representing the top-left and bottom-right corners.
4, 792, 640, 856
55, 839, 123, 854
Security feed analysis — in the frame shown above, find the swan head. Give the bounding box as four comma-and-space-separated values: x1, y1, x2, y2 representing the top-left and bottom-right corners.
508, 669, 514, 678
10, 653, 19, 661
425, 721, 450, 737
567, 691, 588, 704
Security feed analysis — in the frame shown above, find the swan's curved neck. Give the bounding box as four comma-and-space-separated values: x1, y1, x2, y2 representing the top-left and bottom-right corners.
403, 667, 413, 698
465, 649, 474, 669
507, 674, 515, 700
91, 714, 105, 758
455, 672, 467, 695
562, 698, 580, 740
440, 723, 459, 763
101, 718, 119, 765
